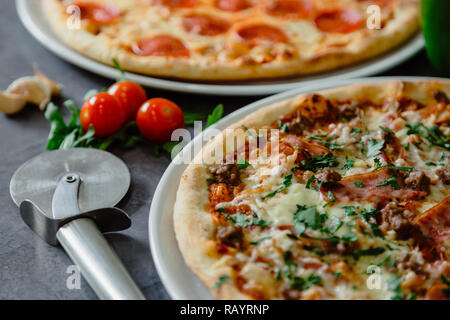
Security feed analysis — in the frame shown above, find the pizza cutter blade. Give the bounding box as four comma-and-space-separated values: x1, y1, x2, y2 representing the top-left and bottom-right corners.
10, 148, 145, 300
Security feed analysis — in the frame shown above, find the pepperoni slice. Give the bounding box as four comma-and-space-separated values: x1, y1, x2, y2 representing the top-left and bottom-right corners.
265, 0, 314, 20
216, 0, 251, 11
73, 1, 119, 24
151, 0, 197, 8
237, 24, 288, 46
315, 8, 364, 34
133, 35, 189, 57
182, 14, 231, 36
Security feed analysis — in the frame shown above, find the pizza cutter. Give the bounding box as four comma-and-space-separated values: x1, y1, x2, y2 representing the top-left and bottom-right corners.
10, 148, 145, 300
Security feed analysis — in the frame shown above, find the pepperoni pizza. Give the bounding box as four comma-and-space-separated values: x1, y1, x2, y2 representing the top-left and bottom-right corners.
43, 0, 419, 80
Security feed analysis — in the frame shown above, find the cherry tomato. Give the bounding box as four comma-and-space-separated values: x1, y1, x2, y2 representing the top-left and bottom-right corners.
107, 81, 147, 122
137, 98, 184, 142
80, 92, 126, 137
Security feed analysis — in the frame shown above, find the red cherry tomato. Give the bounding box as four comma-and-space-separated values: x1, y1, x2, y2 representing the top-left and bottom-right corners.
107, 81, 147, 122
136, 98, 185, 142
80, 92, 126, 137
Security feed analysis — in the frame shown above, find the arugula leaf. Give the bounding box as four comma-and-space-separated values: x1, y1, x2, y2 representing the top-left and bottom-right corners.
367, 139, 385, 158
206, 104, 224, 127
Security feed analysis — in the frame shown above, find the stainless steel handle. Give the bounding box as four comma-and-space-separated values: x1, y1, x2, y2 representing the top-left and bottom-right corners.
57, 218, 145, 300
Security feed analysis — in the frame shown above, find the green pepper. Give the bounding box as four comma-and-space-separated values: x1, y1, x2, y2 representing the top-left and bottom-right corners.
421, 0, 450, 75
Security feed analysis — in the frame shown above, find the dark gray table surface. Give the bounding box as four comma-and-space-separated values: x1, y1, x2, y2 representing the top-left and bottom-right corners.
0, 1, 445, 300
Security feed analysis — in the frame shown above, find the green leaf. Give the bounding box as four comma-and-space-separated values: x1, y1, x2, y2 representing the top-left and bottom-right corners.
184, 112, 206, 125
341, 231, 358, 243
250, 237, 271, 245
354, 181, 364, 188
323, 191, 335, 208
375, 177, 400, 190
229, 213, 270, 228
212, 275, 230, 289
112, 58, 126, 81
45, 102, 68, 150
237, 159, 250, 169
206, 104, 224, 127
343, 158, 355, 174
262, 174, 293, 199
294, 205, 322, 232
367, 139, 385, 158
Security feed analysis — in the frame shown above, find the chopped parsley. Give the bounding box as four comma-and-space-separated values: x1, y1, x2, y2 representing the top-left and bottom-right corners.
323, 191, 336, 207
228, 213, 270, 228
262, 174, 293, 199
343, 158, 355, 174
305, 175, 317, 190
298, 153, 339, 173
206, 178, 218, 183
250, 237, 271, 245
374, 177, 400, 190
406, 121, 450, 150
308, 134, 344, 150
341, 231, 358, 243
237, 159, 250, 169
387, 274, 404, 300
293, 205, 323, 234
212, 275, 230, 289
351, 127, 362, 133
379, 126, 394, 135
354, 181, 364, 188
367, 139, 385, 158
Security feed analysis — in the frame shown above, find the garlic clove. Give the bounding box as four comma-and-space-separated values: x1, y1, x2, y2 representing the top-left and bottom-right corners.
7, 76, 52, 111
0, 91, 28, 115
34, 68, 63, 95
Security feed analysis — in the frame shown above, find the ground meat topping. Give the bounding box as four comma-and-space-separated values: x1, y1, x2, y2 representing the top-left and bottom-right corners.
380, 202, 421, 240
436, 167, 450, 185
216, 224, 245, 250
315, 168, 342, 186
405, 170, 431, 194
209, 163, 241, 186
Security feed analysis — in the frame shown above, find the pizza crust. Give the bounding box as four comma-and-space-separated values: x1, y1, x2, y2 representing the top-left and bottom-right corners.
42, 0, 420, 80
174, 80, 450, 299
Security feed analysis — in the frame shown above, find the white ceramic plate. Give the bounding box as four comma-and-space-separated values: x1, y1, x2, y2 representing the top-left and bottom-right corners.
16, 0, 425, 96
149, 76, 447, 300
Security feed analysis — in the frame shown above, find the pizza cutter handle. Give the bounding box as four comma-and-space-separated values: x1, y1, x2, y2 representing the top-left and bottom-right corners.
57, 218, 145, 300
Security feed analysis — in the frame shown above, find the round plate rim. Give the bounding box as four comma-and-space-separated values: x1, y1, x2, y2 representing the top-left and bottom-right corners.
16, 0, 425, 96
149, 76, 450, 300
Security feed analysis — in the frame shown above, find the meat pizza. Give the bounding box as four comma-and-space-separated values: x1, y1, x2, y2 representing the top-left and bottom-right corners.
43, 0, 419, 80
174, 81, 450, 299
